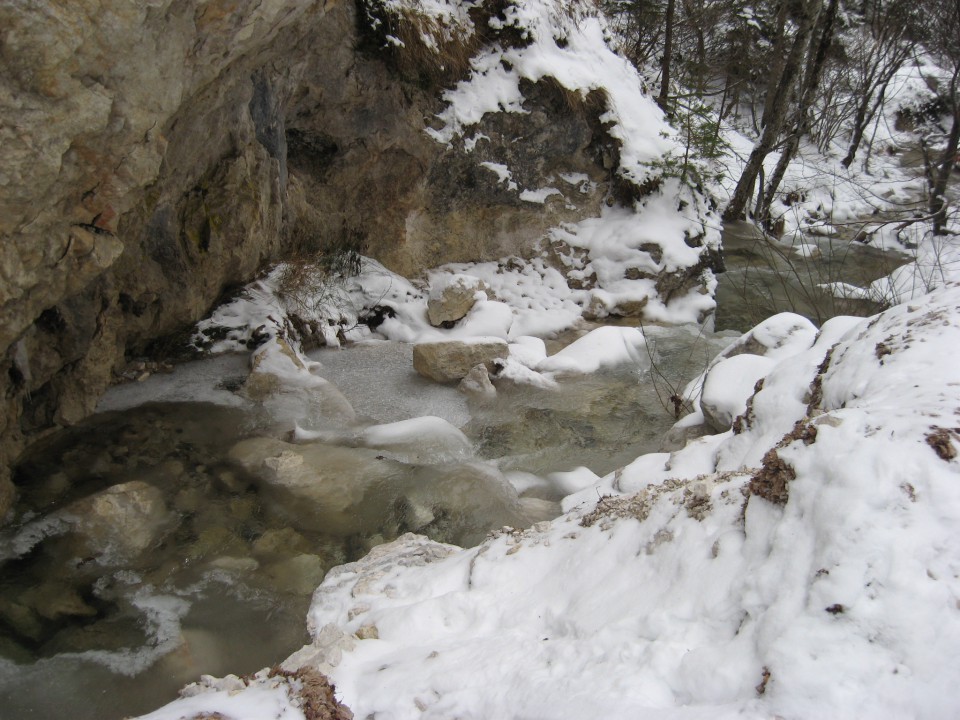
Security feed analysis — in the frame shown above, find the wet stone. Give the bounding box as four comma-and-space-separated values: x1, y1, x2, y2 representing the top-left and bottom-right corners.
264, 553, 328, 595
252, 528, 312, 559
187, 527, 246, 562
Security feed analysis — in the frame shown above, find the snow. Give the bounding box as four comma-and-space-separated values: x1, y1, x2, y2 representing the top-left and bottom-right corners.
536, 325, 647, 375
479, 161, 517, 190
427, 3, 675, 185
136, 674, 306, 720
294, 416, 473, 465
518, 186, 561, 203
547, 199, 717, 324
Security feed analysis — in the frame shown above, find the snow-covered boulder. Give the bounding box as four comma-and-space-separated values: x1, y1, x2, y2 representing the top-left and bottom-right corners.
681, 312, 818, 434
700, 354, 777, 432
413, 338, 509, 382
537, 326, 647, 375
712, 312, 818, 364
427, 274, 488, 326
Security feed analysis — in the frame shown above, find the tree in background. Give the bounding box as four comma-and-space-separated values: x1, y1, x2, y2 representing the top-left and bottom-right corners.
722, 0, 823, 222
839, 0, 922, 169
603, 0, 958, 233
922, 0, 960, 235
759, 0, 840, 225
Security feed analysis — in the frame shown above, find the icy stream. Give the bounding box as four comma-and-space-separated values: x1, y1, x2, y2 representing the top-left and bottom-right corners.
0, 323, 735, 720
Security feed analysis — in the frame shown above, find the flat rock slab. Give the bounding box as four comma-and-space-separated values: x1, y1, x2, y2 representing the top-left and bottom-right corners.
413, 339, 508, 383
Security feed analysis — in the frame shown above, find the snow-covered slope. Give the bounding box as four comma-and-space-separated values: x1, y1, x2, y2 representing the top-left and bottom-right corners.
144, 284, 960, 719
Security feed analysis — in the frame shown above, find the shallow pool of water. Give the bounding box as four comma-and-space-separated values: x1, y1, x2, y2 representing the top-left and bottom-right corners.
715, 220, 902, 331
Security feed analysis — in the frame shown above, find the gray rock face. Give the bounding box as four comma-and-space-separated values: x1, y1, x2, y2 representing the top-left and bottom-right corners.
413, 340, 509, 383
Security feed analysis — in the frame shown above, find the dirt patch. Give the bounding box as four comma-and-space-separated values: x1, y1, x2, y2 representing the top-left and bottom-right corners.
748, 449, 795, 506
580, 486, 676, 528
581, 472, 747, 528
755, 666, 771, 696
747, 421, 817, 506
926, 427, 958, 461
732, 377, 764, 434
805, 347, 834, 414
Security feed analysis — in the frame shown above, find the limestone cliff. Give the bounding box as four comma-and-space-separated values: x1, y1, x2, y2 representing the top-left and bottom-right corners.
0, 0, 718, 517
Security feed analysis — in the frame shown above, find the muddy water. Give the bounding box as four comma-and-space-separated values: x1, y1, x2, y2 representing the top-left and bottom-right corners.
0, 324, 736, 720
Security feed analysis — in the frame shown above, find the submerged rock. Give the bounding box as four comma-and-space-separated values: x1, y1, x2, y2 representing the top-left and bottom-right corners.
252, 527, 313, 559
413, 339, 509, 383
229, 436, 527, 546
229, 437, 398, 536
402, 462, 529, 546
66, 480, 173, 561
264, 553, 329, 595
296, 415, 474, 464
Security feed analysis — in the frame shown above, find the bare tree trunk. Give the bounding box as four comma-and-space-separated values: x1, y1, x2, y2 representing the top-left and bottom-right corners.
658, 0, 676, 110
762, 0, 838, 223
723, 0, 820, 222
931, 109, 960, 235
761, 0, 791, 128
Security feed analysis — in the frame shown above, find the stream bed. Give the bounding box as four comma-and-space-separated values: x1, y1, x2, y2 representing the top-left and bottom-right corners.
0, 325, 736, 720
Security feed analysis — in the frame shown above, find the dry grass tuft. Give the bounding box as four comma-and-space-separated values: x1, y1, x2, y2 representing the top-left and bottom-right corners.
270, 666, 354, 720
926, 427, 958, 461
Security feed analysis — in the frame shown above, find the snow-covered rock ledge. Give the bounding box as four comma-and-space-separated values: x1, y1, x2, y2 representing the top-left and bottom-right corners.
142, 285, 960, 719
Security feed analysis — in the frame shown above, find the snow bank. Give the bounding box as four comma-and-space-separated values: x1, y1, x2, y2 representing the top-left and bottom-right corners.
537, 325, 647, 374
136, 672, 307, 720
